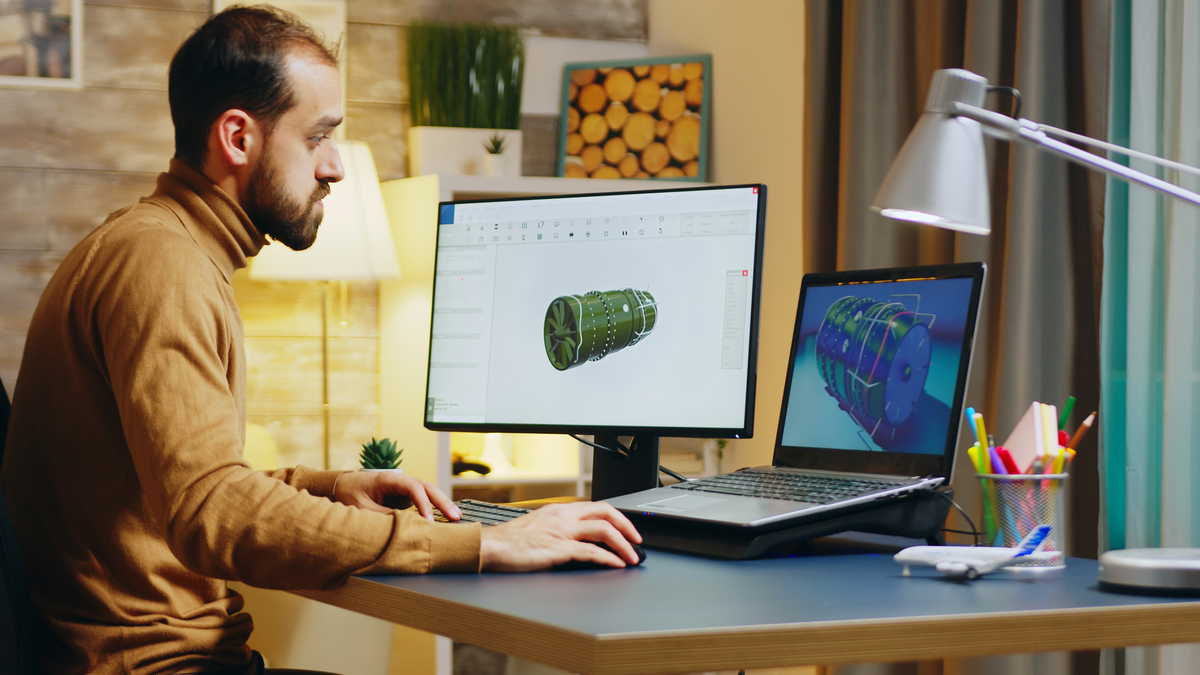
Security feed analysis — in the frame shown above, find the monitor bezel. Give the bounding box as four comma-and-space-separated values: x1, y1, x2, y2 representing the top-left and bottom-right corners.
771, 261, 987, 479
422, 183, 768, 440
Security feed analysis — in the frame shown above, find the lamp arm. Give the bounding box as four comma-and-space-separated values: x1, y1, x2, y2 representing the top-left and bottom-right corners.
1035, 123, 1200, 179
952, 102, 1200, 209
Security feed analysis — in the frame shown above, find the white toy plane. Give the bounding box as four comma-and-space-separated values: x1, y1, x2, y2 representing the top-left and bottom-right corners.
894, 525, 1056, 580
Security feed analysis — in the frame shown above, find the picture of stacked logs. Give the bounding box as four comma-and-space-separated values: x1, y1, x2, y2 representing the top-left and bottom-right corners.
561, 59, 707, 180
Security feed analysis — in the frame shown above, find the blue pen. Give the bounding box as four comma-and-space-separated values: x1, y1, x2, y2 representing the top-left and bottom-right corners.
965, 407, 980, 444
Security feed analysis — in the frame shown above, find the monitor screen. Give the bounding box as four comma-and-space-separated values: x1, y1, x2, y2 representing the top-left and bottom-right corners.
424, 184, 767, 439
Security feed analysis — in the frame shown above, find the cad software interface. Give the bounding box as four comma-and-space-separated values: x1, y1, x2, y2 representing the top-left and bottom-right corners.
425, 185, 763, 431
780, 276, 976, 455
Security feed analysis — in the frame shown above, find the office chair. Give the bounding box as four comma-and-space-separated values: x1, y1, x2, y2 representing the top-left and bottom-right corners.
2, 374, 43, 675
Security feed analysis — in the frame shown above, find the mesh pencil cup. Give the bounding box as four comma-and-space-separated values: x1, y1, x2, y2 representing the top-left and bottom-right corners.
978, 474, 1067, 568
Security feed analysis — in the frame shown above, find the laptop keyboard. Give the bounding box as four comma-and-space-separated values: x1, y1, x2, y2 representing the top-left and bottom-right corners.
433, 499, 530, 526
670, 469, 903, 504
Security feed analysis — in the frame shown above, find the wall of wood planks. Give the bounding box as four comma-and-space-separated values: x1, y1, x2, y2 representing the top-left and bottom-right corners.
0, 0, 647, 472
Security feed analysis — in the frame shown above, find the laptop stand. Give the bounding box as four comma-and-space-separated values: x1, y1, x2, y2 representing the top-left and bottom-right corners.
628, 487, 954, 560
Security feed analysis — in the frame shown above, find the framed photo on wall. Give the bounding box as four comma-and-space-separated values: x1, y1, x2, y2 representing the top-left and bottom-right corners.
557, 54, 711, 181
0, 0, 83, 89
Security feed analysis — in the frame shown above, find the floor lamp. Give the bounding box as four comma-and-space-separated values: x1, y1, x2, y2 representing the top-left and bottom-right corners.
249, 140, 401, 470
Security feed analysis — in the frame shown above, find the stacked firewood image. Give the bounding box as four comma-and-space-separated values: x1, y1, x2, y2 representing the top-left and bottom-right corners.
563, 61, 704, 179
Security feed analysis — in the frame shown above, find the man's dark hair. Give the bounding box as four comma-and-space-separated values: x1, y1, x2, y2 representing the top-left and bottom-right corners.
169, 5, 339, 170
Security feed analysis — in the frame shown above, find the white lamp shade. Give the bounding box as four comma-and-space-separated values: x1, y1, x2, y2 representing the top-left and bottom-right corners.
250, 140, 401, 281
871, 111, 992, 235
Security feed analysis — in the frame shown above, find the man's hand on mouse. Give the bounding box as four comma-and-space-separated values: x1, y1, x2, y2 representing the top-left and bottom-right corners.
479, 502, 643, 572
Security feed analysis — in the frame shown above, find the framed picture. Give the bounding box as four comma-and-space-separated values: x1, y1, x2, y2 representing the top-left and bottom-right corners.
557, 54, 711, 182
0, 0, 83, 89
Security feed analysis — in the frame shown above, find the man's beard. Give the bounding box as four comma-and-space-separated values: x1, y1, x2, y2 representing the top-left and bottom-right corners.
244, 153, 330, 251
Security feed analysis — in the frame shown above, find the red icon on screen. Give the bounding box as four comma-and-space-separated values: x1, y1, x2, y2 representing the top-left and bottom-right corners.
752, 187, 758, 194
742, 270, 748, 276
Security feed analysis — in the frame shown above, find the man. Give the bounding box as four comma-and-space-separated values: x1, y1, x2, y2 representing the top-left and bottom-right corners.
0, 6, 641, 674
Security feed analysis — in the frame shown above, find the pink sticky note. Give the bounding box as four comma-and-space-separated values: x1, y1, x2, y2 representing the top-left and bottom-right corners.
1001, 402, 1043, 473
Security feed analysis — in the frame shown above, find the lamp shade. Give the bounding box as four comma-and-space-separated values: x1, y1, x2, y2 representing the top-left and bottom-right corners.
250, 140, 401, 281
872, 68, 993, 235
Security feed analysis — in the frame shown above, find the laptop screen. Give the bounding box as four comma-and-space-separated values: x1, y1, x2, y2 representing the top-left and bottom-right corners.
773, 263, 986, 479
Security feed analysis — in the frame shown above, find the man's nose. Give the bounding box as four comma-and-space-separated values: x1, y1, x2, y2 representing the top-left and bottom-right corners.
322, 142, 346, 184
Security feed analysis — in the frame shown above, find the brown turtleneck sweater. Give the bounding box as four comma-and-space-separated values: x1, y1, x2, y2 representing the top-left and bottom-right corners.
1, 161, 480, 675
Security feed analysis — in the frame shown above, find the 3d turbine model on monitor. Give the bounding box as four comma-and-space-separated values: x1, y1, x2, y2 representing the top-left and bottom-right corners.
815, 296, 932, 444
544, 288, 657, 371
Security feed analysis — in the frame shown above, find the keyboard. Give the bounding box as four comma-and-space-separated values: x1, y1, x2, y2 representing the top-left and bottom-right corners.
433, 499, 530, 526
669, 469, 903, 504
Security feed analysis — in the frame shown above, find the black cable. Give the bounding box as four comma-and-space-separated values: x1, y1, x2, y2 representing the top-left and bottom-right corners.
932, 489, 981, 546
570, 434, 628, 458
659, 465, 689, 483
986, 85, 1023, 119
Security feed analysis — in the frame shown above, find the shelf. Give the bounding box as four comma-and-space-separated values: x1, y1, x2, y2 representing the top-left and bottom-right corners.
435, 174, 713, 201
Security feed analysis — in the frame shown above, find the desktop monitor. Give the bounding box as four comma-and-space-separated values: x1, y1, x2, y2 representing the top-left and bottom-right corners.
424, 184, 768, 499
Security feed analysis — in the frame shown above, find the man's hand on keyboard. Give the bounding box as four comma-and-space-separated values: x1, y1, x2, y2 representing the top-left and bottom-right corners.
480, 502, 642, 572
333, 470, 461, 521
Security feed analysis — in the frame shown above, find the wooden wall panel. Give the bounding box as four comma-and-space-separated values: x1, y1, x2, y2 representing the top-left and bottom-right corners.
248, 413, 379, 471
346, 0, 648, 41
44, 170, 160, 249
0, 89, 174, 172
346, 23, 404, 104
0, 169, 158, 249
84, 4, 206, 90
0, 251, 64, 334
232, 276, 380, 338
345, 101, 407, 181
87, 0, 208, 11
241, 337, 379, 415
0, 170, 49, 250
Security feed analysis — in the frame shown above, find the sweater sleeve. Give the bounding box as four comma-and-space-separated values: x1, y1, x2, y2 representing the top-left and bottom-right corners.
90, 226, 480, 588
262, 466, 342, 499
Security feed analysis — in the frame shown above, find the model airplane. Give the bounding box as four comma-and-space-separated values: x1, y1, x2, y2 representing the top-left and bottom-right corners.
894, 524, 1056, 580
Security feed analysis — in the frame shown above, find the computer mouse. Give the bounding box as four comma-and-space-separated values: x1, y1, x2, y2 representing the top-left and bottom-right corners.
555, 541, 646, 571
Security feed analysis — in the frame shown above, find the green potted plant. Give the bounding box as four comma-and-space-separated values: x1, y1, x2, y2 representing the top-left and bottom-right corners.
359, 437, 403, 473
482, 131, 509, 176
406, 21, 525, 177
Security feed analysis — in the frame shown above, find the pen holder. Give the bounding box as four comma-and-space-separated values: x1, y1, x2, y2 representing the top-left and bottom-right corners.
978, 474, 1067, 568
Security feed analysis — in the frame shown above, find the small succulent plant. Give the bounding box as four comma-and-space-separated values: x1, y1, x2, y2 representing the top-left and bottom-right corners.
483, 132, 508, 155
359, 437, 403, 470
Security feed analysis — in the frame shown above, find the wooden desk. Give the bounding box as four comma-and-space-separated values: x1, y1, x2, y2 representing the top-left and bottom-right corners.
294, 549, 1200, 675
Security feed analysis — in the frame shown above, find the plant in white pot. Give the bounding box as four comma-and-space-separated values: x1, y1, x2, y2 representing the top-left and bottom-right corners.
482, 132, 509, 176
359, 437, 403, 473
407, 21, 524, 177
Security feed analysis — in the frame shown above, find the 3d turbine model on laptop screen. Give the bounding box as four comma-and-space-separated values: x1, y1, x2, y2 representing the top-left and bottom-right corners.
543, 287, 658, 371
815, 294, 933, 447
781, 277, 976, 455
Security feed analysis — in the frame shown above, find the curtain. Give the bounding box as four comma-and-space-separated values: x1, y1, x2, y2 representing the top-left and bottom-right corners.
1102, 0, 1200, 672
806, 2, 1108, 673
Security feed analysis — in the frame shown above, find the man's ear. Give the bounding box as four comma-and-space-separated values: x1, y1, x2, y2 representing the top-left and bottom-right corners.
211, 109, 261, 169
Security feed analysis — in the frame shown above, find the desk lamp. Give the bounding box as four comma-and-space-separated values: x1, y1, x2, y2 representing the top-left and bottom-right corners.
250, 140, 400, 470
872, 68, 1200, 234
872, 68, 1200, 594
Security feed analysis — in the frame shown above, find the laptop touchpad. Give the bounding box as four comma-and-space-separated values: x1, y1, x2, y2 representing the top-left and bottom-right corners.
639, 495, 726, 511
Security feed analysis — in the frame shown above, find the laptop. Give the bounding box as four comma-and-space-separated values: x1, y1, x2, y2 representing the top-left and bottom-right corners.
605, 262, 986, 557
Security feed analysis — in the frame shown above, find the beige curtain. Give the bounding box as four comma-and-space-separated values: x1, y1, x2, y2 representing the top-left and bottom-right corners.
804, 2, 1108, 670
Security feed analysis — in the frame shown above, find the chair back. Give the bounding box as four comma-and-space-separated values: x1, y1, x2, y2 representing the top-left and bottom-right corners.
1, 374, 42, 675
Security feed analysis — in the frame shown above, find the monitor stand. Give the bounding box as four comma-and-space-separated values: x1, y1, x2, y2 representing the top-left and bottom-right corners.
590, 435, 660, 501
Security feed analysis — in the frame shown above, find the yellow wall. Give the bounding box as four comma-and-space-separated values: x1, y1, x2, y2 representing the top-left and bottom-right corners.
648, 0, 807, 470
